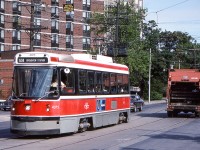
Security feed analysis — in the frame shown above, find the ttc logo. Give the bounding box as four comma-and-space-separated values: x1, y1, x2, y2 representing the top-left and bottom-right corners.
84, 102, 89, 110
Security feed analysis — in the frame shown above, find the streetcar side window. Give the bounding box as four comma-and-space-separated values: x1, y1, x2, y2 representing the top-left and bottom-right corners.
116, 74, 129, 94
117, 74, 123, 93
95, 72, 102, 94
60, 68, 75, 95
76, 69, 128, 95
50, 71, 58, 90
122, 74, 129, 94
110, 73, 117, 94
78, 70, 87, 94
87, 71, 95, 94
102, 73, 110, 94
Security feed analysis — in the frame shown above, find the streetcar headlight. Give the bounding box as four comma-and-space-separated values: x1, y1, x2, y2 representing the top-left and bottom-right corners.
46, 104, 50, 112
12, 107, 15, 111
25, 105, 31, 111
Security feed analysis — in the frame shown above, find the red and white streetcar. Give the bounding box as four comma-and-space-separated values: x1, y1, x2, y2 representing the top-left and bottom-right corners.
10, 52, 130, 135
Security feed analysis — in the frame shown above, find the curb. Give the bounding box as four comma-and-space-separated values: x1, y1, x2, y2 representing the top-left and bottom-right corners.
144, 99, 167, 105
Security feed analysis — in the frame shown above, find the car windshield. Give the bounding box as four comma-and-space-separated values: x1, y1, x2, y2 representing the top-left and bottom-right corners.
13, 67, 57, 99
131, 95, 140, 99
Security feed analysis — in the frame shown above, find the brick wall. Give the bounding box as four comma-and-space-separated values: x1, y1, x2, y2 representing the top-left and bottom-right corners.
0, 60, 13, 99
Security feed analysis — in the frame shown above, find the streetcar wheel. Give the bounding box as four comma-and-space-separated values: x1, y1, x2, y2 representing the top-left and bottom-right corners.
79, 118, 90, 132
119, 113, 125, 124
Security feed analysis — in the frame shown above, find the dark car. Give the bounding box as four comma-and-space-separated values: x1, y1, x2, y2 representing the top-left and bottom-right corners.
0, 97, 12, 111
130, 95, 144, 112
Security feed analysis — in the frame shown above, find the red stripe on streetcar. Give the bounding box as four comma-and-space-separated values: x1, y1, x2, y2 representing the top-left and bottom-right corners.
74, 60, 128, 71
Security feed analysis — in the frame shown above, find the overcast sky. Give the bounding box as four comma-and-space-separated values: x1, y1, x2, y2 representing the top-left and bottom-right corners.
143, 0, 200, 43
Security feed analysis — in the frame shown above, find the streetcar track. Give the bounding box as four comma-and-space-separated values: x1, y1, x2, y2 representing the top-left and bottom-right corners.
0, 139, 51, 150
105, 118, 194, 150
0, 102, 196, 150
49, 107, 190, 150
0, 103, 167, 150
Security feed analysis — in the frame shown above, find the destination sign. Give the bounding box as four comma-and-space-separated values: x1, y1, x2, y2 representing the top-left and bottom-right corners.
18, 57, 48, 63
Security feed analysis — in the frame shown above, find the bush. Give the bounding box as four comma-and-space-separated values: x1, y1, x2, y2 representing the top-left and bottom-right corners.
143, 78, 164, 100
151, 91, 163, 100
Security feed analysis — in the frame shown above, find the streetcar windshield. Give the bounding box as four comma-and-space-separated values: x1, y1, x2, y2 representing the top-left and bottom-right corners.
13, 67, 57, 99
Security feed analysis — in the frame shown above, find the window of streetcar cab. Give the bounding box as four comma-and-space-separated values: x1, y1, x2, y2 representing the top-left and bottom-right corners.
13, 67, 59, 99
60, 68, 75, 95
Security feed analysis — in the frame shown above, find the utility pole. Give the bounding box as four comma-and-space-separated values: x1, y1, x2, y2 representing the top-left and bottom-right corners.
30, 0, 34, 51
114, 0, 120, 60
148, 48, 151, 103
18, 1, 47, 51
105, 0, 128, 58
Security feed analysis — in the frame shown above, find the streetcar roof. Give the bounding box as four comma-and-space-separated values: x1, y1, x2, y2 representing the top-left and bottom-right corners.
14, 52, 129, 73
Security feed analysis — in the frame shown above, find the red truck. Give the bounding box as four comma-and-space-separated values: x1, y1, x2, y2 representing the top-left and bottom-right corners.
166, 69, 200, 117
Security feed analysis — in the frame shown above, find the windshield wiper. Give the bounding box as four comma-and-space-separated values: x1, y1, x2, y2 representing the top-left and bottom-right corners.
20, 93, 27, 96
12, 91, 21, 100
36, 90, 58, 101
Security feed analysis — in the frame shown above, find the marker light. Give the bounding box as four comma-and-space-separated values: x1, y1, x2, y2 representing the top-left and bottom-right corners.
46, 104, 50, 112
25, 105, 31, 111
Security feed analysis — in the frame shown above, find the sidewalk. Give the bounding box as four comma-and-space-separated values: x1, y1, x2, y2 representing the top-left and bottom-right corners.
144, 99, 167, 105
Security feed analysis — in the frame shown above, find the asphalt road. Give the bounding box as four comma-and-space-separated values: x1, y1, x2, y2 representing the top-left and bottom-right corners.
0, 100, 200, 150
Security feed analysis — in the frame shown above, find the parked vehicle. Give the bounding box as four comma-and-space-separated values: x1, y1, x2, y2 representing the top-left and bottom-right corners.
0, 99, 6, 110
0, 97, 11, 111
130, 95, 144, 112
166, 69, 200, 117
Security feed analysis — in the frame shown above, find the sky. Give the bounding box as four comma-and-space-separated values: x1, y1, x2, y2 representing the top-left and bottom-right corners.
143, 0, 200, 43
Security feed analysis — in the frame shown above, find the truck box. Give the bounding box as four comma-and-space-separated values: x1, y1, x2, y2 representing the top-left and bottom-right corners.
166, 69, 200, 117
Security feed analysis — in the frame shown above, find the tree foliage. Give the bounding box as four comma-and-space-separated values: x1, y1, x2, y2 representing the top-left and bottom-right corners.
91, 1, 200, 100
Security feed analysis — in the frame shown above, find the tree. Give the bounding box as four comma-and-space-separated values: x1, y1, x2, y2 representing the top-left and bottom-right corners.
91, 1, 200, 100
91, 1, 151, 98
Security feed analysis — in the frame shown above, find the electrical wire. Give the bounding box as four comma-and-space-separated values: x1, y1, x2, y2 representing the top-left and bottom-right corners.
158, 20, 200, 24
150, 0, 191, 14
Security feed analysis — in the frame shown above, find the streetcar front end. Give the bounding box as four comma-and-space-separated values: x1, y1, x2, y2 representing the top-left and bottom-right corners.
10, 52, 77, 135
